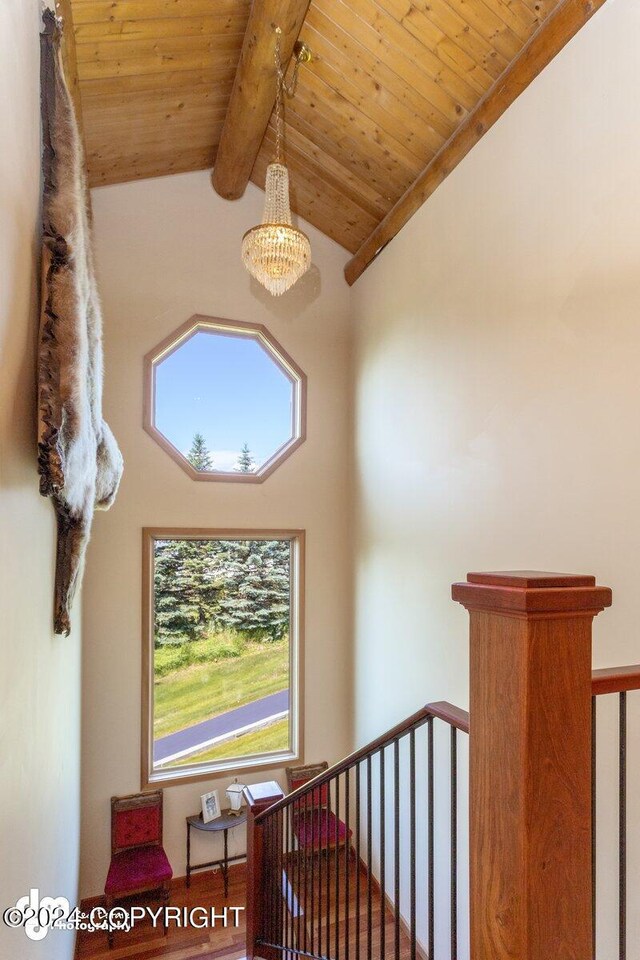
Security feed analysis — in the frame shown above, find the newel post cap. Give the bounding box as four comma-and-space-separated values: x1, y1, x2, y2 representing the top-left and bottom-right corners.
452, 570, 612, 618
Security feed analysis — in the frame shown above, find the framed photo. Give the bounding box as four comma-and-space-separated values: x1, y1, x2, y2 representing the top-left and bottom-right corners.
201, 789, 221, 823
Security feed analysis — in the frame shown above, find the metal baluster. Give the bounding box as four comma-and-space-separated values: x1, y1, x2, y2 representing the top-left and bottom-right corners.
380, 748, 386, 960
277, 812, 282, 950
281, 809, 286, 955
367, 754, 373, 960
294, 799, 299, 960
619, 692, 627, 960
310, 787, 316, 958
451, 726, 458, 960
288, 804, 297, 960
273, 808, 282, 943
272, 814, 278, 949
261, 816, 267, 947
356, 762, 362, 960
410, 729, 416, 960
292, 802, 297, 958
289, 801, 293, 957
263, 816, 270, 948
318, 784, 323, 960
286, 800, 291, 957
326, 779, 331, 957
592, 695, 597, 960
277, 814, 281, 949
298, 797, 304, 955
335, 774, 341, 960
394, 739, 401, 960
278, 813, 282, 951
345, 768, 351, 960
303, 790, 309, 957
428, 717, 435, 959
295, 795, 300, 955
270, 816, 276, 948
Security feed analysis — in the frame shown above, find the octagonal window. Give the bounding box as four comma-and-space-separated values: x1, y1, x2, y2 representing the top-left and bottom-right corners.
144, 316, 306, 482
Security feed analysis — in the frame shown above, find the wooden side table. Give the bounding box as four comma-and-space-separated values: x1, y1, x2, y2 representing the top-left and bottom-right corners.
185, 808, 248, 897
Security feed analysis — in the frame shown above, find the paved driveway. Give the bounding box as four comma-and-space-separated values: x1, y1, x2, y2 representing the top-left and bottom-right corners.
154, 688, 289, 763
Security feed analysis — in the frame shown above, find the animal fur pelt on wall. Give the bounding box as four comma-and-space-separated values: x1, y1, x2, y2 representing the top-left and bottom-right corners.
39, 12, 123, 636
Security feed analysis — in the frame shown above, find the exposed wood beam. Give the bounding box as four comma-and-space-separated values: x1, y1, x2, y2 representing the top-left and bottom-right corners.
344, 0, 609, 286
212, 0, 311, 200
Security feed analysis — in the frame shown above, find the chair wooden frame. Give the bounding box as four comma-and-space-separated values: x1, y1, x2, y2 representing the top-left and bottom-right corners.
286, 762, 329, 797
105, 790, 171, 948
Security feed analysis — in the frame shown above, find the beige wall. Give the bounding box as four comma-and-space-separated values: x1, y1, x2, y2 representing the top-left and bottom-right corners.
77, 0, 640, 941
0, 3, 81, 959
352, 1, 640, 956
80, 171, 353, 897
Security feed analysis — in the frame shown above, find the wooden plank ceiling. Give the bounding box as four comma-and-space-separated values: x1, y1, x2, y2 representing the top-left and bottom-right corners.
69, 0, 590, 274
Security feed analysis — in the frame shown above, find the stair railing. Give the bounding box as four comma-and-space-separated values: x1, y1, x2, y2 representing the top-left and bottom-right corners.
592, 663, 640, 960
244, 701, 469, 960
246, 569, 615, 960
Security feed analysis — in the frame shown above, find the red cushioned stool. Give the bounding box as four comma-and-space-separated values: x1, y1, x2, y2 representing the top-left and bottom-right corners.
104, 790, 172, 948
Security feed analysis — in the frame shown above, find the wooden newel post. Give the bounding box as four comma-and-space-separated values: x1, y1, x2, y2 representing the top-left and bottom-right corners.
244, 781, 285, 960
452, 571, 612, 960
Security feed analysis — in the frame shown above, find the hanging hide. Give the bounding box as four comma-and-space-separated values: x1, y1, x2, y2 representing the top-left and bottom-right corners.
39, 12, 123, 636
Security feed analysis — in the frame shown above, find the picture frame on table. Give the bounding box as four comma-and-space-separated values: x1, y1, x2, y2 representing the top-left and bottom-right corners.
201, 789, 221, 823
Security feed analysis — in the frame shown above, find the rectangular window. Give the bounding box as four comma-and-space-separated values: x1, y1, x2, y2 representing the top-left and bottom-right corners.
142, 529, 304, 786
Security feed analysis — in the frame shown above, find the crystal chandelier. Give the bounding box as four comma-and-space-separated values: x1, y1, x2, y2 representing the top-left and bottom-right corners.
242, 28, 311, 296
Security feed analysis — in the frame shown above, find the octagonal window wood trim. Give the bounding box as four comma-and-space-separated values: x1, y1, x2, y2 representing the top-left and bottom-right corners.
143, 315, 307, 483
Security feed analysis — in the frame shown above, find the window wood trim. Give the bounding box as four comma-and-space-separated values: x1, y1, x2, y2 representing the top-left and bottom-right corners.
141, 527, 305, 789
142, 316, 307, 483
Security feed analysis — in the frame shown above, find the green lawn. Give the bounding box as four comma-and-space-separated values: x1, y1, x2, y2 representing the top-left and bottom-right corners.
153, 637, 289, 739
168, 717, 289, 767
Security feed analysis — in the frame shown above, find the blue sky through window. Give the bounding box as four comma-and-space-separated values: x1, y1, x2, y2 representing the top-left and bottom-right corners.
155, 331, 293, 471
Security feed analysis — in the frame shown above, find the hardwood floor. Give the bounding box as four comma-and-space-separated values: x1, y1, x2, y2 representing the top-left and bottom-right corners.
74, 865, 247, 960
75, 857, 416, 960
283, 854, 419, 960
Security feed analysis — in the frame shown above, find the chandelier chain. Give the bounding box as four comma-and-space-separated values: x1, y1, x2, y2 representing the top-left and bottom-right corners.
273, 27, 302, 163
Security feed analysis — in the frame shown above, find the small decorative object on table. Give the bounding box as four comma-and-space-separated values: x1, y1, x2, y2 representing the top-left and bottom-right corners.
226, 779, 246, 815
201, 789, 221, 823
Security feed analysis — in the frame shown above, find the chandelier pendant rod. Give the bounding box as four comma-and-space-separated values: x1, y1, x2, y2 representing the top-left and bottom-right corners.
240, 24, 312, 297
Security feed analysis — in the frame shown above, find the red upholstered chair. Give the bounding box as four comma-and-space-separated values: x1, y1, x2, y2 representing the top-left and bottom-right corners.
104, 790, 172, 948
286, 762, 352, 856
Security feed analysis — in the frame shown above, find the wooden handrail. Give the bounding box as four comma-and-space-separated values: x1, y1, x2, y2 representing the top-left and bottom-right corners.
249, 668, 636, 824
592, 664, 640, 696
255, 699, 468, 823
427, 700, 470, 733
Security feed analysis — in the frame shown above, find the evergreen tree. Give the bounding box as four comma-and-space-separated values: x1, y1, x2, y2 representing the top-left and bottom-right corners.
187, 433, 213, 471
154, 539, 224, 644
236, 442, 255, 473
215, 540, 290, 640
153, 536, 291, 646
